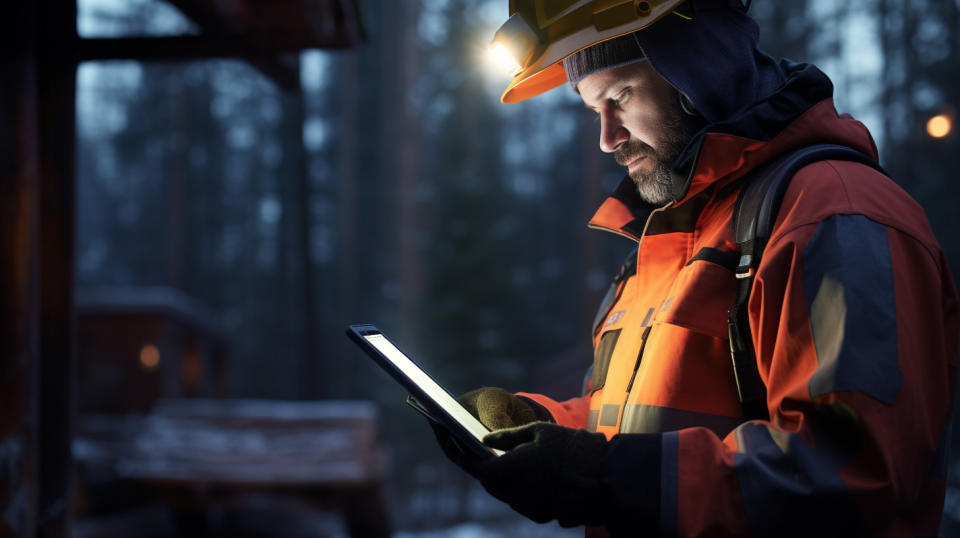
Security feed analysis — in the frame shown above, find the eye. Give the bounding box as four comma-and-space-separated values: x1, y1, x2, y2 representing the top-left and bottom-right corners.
611, 87, 632, 108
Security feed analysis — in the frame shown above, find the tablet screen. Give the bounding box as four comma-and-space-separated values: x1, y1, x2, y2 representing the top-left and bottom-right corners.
361, 333, 501, 453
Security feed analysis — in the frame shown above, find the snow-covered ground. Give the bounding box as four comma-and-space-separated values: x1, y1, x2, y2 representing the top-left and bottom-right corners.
395, 521, 582, 538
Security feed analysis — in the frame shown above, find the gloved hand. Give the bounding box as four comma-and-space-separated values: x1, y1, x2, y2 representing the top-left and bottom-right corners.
430, 387, 541, 477
477, 421, 609, 527
459, 387, 539, 430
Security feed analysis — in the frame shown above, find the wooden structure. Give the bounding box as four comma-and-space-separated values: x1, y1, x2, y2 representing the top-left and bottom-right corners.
1, 1, 364, 536
74, 399, 389, 537
76, 287, 228, 414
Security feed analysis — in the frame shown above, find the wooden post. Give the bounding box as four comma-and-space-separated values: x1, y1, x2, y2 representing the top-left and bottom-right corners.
35, 0, 78, 536
378, 1, 422, 346
0, 3, 41, 536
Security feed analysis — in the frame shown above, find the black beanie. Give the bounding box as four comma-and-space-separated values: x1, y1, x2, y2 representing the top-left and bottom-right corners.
562, 32, 646, 91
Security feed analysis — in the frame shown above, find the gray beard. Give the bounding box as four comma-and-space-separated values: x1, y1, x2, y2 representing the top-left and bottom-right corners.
631, 159, 678, 206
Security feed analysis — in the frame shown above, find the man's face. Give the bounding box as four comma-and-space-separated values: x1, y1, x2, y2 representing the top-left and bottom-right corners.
578, 61, 694, 205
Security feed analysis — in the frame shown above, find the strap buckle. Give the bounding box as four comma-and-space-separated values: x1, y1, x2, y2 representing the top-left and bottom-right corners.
735, 254, 753, 279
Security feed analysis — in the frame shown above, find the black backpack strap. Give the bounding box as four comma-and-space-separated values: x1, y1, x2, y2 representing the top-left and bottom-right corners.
728, 144, 886, 421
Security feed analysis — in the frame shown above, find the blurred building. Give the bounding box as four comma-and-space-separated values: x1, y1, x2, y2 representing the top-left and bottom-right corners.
2, 0, 367, 536
77, 286, 227, 413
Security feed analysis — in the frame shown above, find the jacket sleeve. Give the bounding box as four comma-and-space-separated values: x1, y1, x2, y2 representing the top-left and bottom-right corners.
514, 392, 592, 429
602, 214, 959, 536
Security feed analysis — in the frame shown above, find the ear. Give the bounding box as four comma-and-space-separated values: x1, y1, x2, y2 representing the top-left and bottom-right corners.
678, 92, 698, 116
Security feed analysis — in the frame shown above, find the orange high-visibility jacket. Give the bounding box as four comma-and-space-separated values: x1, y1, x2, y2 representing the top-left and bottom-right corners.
519, 77, 959, 535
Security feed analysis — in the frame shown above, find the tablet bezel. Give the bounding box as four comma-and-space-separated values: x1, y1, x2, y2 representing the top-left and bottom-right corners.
346, 324, 501, 459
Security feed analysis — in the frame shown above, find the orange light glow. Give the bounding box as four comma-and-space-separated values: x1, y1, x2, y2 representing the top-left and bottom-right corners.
139, 344, 160, 370
927, 114, 952, 138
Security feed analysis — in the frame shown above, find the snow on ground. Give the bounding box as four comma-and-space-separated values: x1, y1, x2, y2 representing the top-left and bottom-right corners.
394, 520, 583, 538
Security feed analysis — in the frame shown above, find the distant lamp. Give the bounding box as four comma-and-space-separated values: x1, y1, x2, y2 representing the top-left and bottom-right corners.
926, 113, 952, 138
139, 344, 160, 371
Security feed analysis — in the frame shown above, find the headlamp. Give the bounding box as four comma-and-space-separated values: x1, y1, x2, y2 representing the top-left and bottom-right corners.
488, 42, 523, 77
489, 0, 688, 103
488, 13, 540, 77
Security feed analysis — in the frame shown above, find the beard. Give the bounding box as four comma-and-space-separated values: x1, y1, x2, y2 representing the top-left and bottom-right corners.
614, 97, 697, 205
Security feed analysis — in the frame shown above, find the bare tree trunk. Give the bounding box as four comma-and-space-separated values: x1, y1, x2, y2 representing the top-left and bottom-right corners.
168, 74, 188, 289
378, 0, 422, 345
397, 1, 423, 345
579, 114, 607, 338
900, 0, 920, 181
877, 0, 898, 171
288, 78, 321, 400
946, 0, 959, 64
336, 51, 360, 398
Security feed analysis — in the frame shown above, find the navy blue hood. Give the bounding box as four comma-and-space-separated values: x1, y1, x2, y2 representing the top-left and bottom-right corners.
633, 0, 835, 181
636, 0, 786, 125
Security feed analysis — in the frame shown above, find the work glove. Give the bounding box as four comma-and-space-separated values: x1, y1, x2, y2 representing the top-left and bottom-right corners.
477, 421, 609, 528
459, 387, 540, 430
430, 387, 542, 477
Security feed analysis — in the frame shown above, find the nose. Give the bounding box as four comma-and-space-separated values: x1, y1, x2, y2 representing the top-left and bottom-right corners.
599, 109, 629, 153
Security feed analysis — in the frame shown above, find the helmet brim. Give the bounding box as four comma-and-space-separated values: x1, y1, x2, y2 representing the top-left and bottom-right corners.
498, 1, 683, 104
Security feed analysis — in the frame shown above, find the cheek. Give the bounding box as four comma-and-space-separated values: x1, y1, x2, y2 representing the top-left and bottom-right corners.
624, 109, 668, 147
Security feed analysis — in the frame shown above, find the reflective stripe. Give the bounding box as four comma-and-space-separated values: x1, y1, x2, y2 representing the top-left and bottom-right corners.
620, 403, 743, 437
599, 404, 621, 427
803, 215, 901, 404
660, 431, 679, 538
587, 409, 600, 432
641, 307, 655, 327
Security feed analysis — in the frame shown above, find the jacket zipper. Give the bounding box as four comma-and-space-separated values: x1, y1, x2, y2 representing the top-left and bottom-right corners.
601, 139, 707, 431
614, 139, 703, 430
613, 201, 667, 429
620, 325, 653, 418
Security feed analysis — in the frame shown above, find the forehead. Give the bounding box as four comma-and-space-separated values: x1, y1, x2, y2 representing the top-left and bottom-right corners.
577, 61, 667, 105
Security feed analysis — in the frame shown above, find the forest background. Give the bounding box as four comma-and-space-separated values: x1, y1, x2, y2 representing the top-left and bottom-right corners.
75, 0, 960, 533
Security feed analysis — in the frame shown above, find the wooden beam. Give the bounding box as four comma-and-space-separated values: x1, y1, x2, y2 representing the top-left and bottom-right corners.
76, 33, 359, 61
35, 0, 78, 535
76, 33, 356, 92
159, 0, 308, 91
0, 2, 41, 536
75, 0, 366, 91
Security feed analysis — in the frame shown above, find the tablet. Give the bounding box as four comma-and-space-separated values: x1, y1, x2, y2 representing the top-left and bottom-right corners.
346, 324, 502, 459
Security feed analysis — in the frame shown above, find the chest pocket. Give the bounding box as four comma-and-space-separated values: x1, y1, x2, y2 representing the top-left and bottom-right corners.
590, 329, 620, 392
654, 247, 739, 339
589, 248, 638, 393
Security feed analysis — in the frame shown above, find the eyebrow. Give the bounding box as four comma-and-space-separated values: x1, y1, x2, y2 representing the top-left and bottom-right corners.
584, 83, 629, 110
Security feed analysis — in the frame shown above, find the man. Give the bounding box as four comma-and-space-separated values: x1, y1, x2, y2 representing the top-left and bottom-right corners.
435, 1, 959, 535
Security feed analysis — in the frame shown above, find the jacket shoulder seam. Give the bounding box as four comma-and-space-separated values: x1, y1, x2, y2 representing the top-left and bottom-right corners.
768, 214, 942, 271
766, 161, 941, 266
